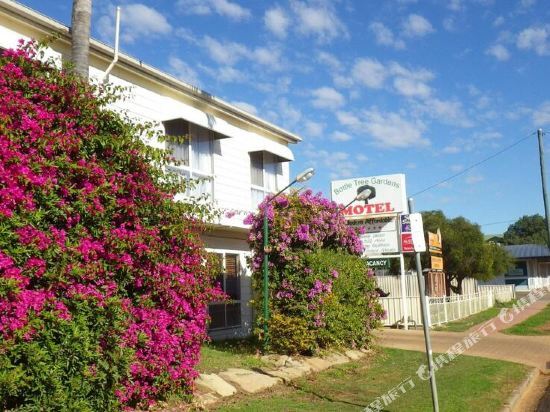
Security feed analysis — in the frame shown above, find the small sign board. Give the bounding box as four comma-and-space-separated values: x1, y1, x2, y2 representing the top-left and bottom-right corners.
348, 216, 397, 233
366, 258, 391, 269
400, 213, 426, 253
431, 255, 444, 271
360, 231, 400, 256
428, 231, 442, 254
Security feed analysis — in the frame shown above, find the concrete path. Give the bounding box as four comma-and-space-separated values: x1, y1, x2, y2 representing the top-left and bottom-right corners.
376, 291, 550, 372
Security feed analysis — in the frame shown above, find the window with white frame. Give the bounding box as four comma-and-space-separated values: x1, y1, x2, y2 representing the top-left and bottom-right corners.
163, 119, 214, 200
208, 253, 241, 329
250, 151, 282, 209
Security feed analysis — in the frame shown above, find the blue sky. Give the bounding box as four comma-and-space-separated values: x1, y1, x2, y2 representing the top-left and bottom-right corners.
17, 0, 550, 234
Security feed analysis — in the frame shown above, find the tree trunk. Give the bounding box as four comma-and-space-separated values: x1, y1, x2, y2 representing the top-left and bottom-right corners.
71, 0, 92, 78
456, 277, 463, 295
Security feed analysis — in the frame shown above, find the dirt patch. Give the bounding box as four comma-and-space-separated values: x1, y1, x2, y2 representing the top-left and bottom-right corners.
535, 321, 550, 333
513, 372, 550, 412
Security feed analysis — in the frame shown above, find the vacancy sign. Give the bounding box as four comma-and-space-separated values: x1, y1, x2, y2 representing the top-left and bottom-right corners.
400, 213, 426, 253
331, 174, 407, 219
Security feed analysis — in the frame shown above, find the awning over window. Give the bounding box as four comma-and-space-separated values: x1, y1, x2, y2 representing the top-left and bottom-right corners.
163, 115, 230, 140
247, 135, 294, 162
163, 106, 294, 161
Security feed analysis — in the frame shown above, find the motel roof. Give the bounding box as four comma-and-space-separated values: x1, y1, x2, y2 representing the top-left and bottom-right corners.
504, 244, 550, 259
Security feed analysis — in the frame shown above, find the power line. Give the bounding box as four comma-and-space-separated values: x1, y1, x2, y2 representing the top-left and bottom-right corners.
411, 131, 537, 197
479, 219, 516, 227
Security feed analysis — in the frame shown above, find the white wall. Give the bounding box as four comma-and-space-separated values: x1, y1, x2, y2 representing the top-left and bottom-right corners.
0, 20, 293, 231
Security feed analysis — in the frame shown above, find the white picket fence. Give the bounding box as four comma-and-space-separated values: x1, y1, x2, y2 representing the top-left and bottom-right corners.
379, 285, 515, 327
375, 274, 477, 297
528, 277, 550, 289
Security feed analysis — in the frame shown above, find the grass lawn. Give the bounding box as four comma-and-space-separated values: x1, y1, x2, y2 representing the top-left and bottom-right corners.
433, 300, 516, 333
197, 338, 267, 374
503, 303, 550, 336
213, 348, 528, 412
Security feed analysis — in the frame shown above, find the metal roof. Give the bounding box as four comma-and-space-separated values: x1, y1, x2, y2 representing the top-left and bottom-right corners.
504, 244, 550, 259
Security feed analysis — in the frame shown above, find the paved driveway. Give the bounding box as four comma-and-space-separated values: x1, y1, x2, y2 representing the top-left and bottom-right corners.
376, 291, 550, 372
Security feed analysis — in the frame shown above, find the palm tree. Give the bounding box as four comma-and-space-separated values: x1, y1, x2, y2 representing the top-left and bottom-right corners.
71, 0, 92, 78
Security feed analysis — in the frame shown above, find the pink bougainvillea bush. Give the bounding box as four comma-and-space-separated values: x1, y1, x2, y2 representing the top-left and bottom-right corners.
0, 41, 221, 410
245, 191, 384, 354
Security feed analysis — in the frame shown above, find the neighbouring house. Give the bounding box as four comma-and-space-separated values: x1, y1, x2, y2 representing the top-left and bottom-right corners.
0, 0, 301, 339
481, 244, 550, 291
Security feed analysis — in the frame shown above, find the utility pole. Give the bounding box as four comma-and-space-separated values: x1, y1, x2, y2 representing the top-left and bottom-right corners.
537, 129, 550, 248
408, 198, 439, 412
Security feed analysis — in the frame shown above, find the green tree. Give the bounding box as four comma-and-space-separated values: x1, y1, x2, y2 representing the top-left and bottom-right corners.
422, 211, 512, 294
502, 214, 548, 246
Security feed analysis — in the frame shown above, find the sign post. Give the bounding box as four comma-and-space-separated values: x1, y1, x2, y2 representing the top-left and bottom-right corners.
332, 174, 410, 332
408, 198, 439, 412
398, 250, 409, 332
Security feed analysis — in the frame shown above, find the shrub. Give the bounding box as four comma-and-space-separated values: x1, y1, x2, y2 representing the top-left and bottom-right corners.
0, 41, 221, 410
245, 191, 383, 354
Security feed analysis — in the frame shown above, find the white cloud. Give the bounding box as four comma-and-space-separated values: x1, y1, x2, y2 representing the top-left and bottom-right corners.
361, 109, 429, 148
97, 4, 171, 44
266, 98, 302, 130
337, 109, 429, 148
393, 76, 432, 98
533, 101, 550, 126
202, 36, 248, 65
369, 22, 406, 49
520, 0, 536, 8
493, 16, 505, 27
448, 0, 463, 11
443, 17, 455, 32
231, 101, 258, 115
168, 56, 200, 86
304, 120, 324, 137
216, 66, 247, 82
420, 98, 473, 127
402, 14, 434, 38
387, 62, 434, 98
264, 6, 290, 38
331, 131, 352, 142
317, 51, 342, 72
517, 25, 550, 56
311, 87, 345, 110
450, 164, 464, 172
333, 74, 354, 88
442, 145, 461, 154
255, 76, 292, 94
351, 58, 387, 89
389, 62, 434, 82
486, 44, 511, 61
465, 174, 484, 184
200, 36, 282, 69
291, 1, 348, 42
336, 111, 362, 129
476, 130, 502, 141
176, 0, 251, 20
253, 47, 283, 69
302, 144, 357, 179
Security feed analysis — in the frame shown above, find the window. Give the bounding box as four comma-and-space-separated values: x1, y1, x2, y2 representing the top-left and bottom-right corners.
506, 261, 527, 277
209, 253, 241, 329
163, 119, 213, 199
250, 151, 282, 209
